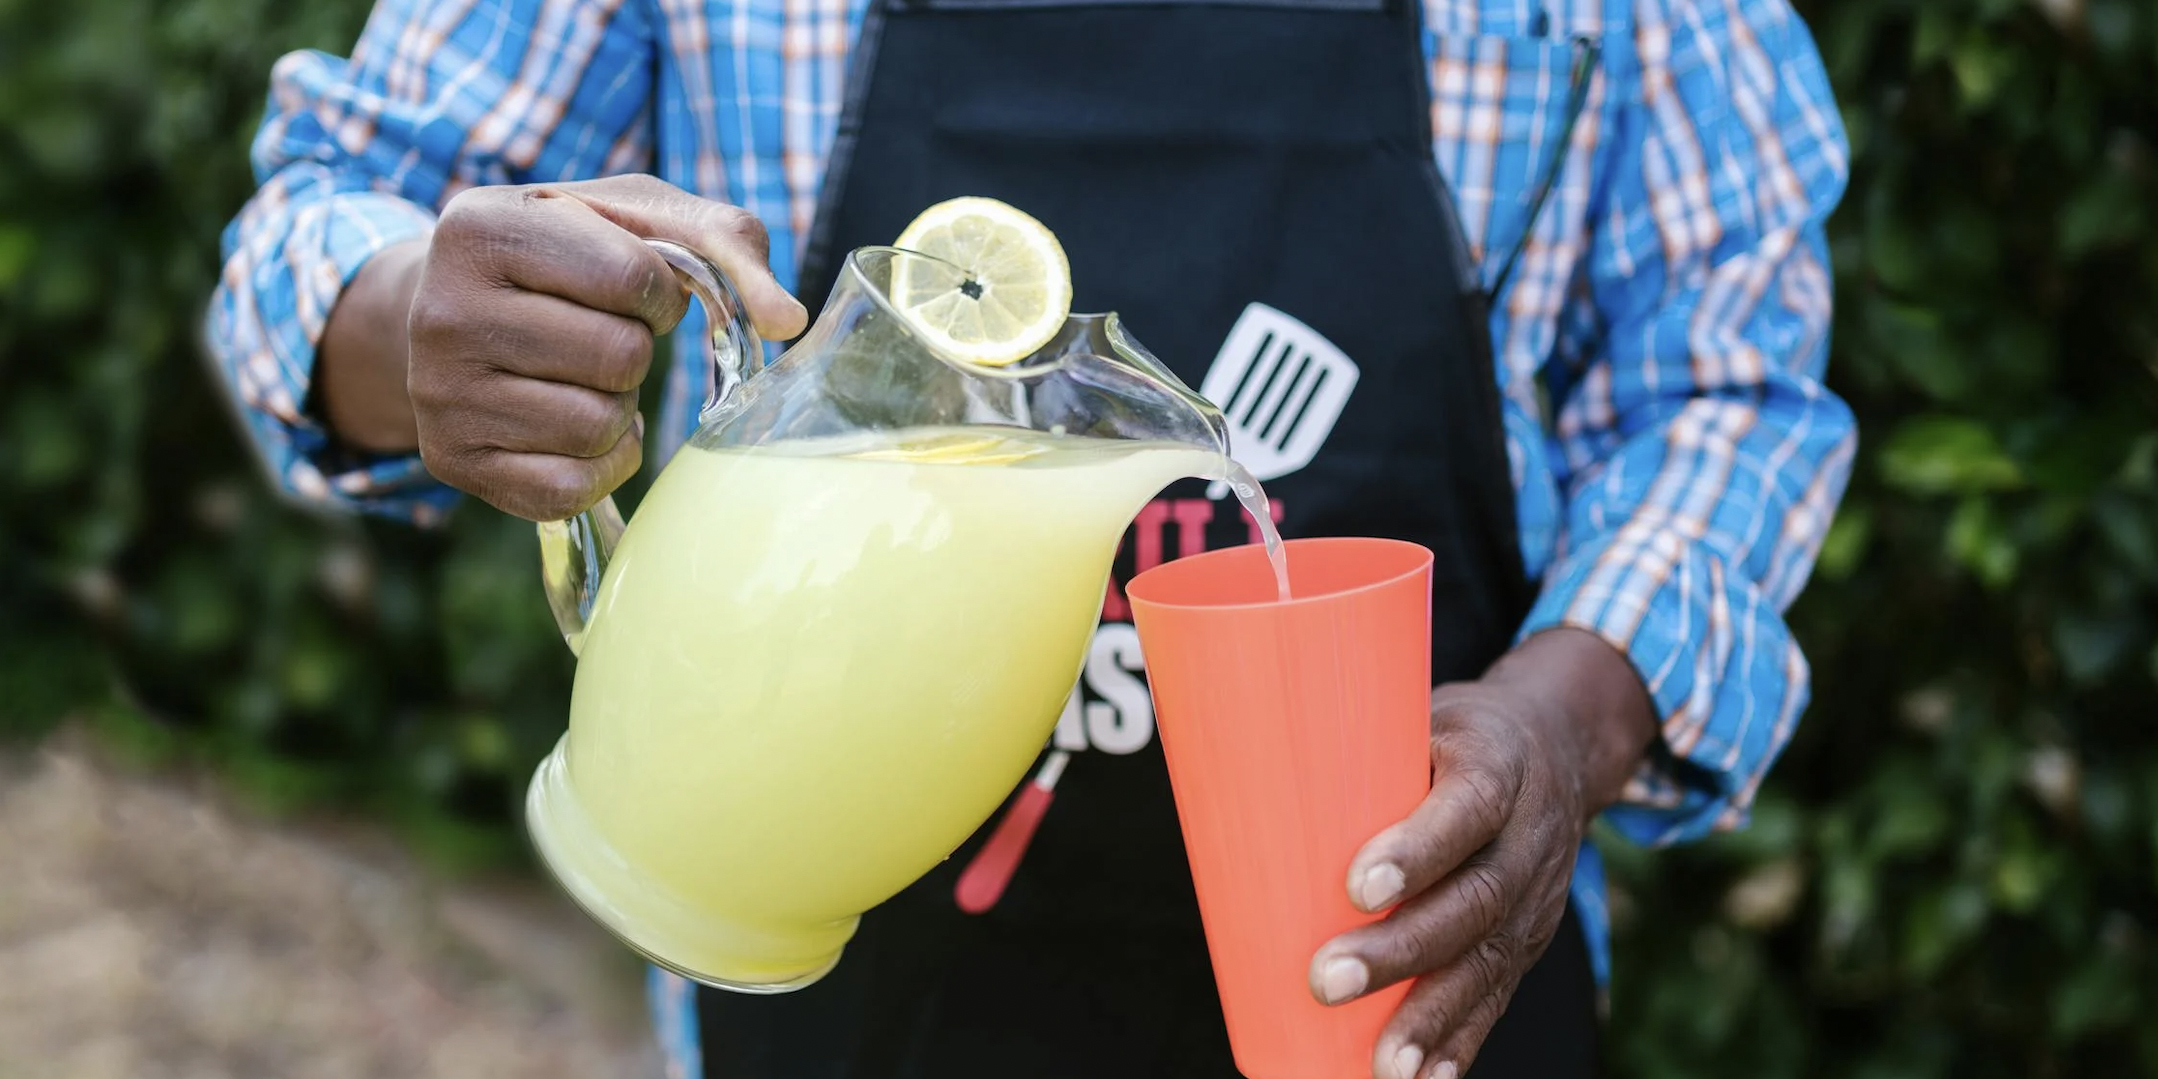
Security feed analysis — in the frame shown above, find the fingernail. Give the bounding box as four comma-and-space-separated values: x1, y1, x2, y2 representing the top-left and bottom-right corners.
1389, 1044, 1424, 1079
1434, 1061, 1459, 1079
1358, 863, 1406, 910
1318, 957, 1368, 1004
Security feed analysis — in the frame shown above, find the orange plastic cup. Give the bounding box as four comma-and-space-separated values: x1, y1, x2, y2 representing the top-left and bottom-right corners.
1127, 537, 1434, 1079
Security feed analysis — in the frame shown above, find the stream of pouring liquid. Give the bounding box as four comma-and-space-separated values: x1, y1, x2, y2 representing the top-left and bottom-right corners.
1215, 458, 1292, 601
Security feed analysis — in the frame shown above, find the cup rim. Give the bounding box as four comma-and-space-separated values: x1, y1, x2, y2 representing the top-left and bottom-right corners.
1124, 536, 1434, 612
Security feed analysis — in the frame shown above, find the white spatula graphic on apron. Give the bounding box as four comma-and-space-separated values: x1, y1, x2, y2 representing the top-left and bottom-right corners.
1199, 303, 1360, 499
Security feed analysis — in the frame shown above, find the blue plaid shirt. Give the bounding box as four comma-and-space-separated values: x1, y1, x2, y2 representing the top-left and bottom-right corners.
209, 0, 1853, 1068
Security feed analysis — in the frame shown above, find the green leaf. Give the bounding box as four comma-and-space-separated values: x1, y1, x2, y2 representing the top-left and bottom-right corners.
1819, 855, 1876, 957
155, 559, 242, 654
2060, 173, 2148, 257
1816, 505, 1874, 581
1950, 31, 2014, 110
2080, 768, 2135, 848
1866, 298, 1969, 402
0, 622, 109, 737
2052, 958, 2137, 1039
2122, 434, 2158, 488
1818, 1, 1882, 84
2053, 608, 2141, 684
2085, 0, 2142, 60
2092, 495, 2158, 581
1711, 794, 1805, 861
5, 390, 88, 488
0, 223, 34, 289
1879, 415, 2025, 495
1988, 815, 2063, 915
1912, 8, 1957, 66
1864, 195, 1931, 295
456, 713, 512, 772
1975, 316, 2051, 397
1870, 770, 1955, 860
1945, 496, 2019, 589
1900, 882, 1988, 980
2024, 410, 2142, 496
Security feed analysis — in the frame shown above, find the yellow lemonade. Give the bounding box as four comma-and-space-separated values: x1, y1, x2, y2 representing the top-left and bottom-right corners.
525, 427, 1218, 989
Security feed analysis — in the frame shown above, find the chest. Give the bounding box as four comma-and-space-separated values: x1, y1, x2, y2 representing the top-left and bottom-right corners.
644, 0, 1612, 280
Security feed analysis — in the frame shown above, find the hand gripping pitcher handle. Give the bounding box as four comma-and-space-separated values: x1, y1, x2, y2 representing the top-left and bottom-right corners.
537, 238, 766, 656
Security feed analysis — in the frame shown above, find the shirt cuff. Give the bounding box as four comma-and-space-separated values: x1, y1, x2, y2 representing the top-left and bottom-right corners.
1518, 527, 1809, 848
212, 190, 456, 523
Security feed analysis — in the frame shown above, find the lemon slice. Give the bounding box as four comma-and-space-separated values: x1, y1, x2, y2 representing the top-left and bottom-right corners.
890, 197, 1072, 367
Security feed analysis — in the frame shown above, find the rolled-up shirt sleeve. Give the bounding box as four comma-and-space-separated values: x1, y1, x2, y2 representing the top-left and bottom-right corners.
206, 0, 658, 520
1520, 0, 1857, 846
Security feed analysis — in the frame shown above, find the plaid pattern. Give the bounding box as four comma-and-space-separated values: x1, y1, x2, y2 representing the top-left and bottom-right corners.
206, 0, 1854, 1036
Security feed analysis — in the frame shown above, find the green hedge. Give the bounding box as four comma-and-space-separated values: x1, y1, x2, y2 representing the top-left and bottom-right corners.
2, 0, 2153, 1074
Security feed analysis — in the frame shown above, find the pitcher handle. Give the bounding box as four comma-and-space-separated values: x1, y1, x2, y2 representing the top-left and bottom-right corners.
537, 238, 767, 655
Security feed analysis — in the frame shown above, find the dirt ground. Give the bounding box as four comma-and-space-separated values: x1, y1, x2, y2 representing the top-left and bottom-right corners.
0, 734, 661, 1079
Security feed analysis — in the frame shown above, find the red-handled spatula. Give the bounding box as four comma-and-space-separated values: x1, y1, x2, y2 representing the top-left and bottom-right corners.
954, 751, 1070, 914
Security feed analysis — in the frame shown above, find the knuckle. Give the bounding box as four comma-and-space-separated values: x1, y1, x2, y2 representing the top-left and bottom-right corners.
1339, 930, 1405, 985
434, 186, 509, 244
1462, 979, 1514, 1041
434, 187, 484, 231
405, 291, 446, 337
1461, 933, 1515, 994
608, 252, 674, 317
1397, 973, 1466, 1041
1458, 767, 1514, 830
601, 171, 671, 196
605, 434, 644, 486
415, 433, 475, 489
1456, 859, 1510, 934
446, 186, 548, 277
1382, 928, 1432, 979
562, 392, 632, 457
404, 334, 487, 411
405, 298, 463, 361
588, 317, 654, 391
402, 354, 459, 412
500, 461, 595, 522
707, 203, 771, 256
529, 480, 590, 522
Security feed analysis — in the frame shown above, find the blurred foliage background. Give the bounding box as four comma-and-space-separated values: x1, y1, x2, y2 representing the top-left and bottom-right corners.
1, 0, 2153, 1075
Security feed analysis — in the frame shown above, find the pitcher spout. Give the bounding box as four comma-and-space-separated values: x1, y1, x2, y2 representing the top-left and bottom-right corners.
957, 310, 1228, 465
1041, 312, 1229, 456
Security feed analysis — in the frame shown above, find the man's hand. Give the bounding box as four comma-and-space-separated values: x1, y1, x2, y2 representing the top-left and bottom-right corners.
1307, 627, 1657, 1079
318, 174, 808, 521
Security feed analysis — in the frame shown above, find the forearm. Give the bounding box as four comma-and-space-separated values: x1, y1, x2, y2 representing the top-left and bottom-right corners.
1483, 627, 1657, 821
318, 239, 428, 454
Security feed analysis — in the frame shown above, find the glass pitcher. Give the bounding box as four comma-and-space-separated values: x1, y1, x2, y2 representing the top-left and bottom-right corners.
525, 241, 1230, 993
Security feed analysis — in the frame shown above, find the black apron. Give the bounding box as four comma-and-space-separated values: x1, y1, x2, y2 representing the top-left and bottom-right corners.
701, 0, 1598, 1074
